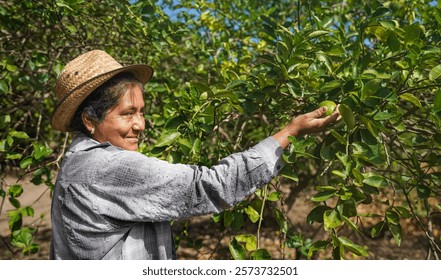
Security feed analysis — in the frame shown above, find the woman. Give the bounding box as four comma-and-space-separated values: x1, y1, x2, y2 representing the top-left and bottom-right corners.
50, 50, 339, 260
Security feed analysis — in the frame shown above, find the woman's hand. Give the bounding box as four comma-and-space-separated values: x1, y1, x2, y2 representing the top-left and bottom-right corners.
272, 106, 340, 149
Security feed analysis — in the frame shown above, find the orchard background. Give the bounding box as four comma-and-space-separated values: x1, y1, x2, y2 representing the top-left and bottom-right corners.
1, 0, 440, 259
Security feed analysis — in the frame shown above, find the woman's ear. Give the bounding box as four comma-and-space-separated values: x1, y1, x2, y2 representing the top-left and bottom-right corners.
81, 113, 95, 135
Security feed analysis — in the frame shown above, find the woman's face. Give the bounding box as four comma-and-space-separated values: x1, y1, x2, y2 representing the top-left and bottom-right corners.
93, 85, 145, 151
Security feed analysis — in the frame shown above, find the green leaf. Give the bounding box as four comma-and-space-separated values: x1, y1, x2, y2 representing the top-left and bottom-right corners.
11, 228, 33, 248
0, 80, 8, 93
56, 1, 75, 11
224, 211, 233, 227
363, 175, 388, 188
21, 206, 35, 217
361, 69, 391, 79
388, 223, 402, 246
191, 138, 201, 156
323, 210, 342, 231
230, 211, 244, 231
20, 156, 34, 169
254, 189, 263, 197
316, 52, 333, 73
1, 143, 11, 155
330, 129, 347, 144
380, 20, 398, 29
274, 208, 288, 233
178, 138, 192, 155
155, 131, 181, 147
267, 191, 281, 201
23, 243, 40, 255
229, 239, 246, 260
244, 206, 260, 223
279, 166, 299, 181
405, 23, 420, 44
7, 210, 22, 231
316, 185, 338, 191
286, 233, 307, 249
8, 184, 23, 198
280, 64, 289, 80
374, 112, 396, 121
359, 116, 380, 138
227, 80, 247, 90
434, 90, 441, 112
211, 213, 222, 223
429, 64, 441, 81
386, 210, 400, 225
311, 190, 337, 202
0, 139, 7, 152
372, 6, 391, 18
371, 221, 385, 238
214, 89, 240, 104
11, 228, 39, 255
307, 30, 329, 38
338, 104, 356, 130
235, 234, 257, 251
332, 170, 347, 179
308, 240, 328, 258
9, 131, 29, 139
337, 199, 357, 217
250, 198, 263, 213
399, 93, 422, 109
7, 135, 14, 146
338, 237, 369, 257
6, 153, 22, 160
386, 32, 400, 52
362, 79, 381, 98
0, 114, 11, 129
6, 63, 17, 72
320, 80, 343, 92
66, 24, 78, 34
352, 168, 364, 183
320, 144, 334, 161
332, 244, 343, 260
307, 205, 331, 224
394, 206, 411, 219
250, 249, 272, 260
342, 215, 359, 231
166, 151, 180, 163
416, 184, 431, 199
9, 197, 21, 208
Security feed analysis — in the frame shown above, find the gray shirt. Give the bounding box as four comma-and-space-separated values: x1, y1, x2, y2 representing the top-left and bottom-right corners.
50, 134, 284, 259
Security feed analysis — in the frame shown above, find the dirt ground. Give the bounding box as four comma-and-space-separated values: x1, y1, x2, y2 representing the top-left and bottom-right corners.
0, 174, 439, 260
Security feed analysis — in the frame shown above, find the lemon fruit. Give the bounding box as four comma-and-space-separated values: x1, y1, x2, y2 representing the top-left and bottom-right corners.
319, 100, 337, 116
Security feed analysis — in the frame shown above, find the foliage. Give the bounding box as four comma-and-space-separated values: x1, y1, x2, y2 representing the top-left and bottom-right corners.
1, 0, 440, 259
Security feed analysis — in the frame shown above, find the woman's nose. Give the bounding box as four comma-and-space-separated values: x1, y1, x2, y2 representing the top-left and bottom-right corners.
133, 113, 145, 132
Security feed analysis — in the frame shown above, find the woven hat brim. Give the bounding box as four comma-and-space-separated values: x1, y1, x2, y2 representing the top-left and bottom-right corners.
51, 64, 153, 132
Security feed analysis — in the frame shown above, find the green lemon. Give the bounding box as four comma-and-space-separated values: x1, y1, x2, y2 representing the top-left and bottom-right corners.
319, 100, 337, 116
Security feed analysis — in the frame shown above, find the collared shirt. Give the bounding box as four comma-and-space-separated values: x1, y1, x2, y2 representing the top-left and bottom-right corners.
50, 134, 284, 260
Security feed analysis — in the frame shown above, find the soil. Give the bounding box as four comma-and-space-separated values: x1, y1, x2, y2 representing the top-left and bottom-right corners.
1, 174, 439, 260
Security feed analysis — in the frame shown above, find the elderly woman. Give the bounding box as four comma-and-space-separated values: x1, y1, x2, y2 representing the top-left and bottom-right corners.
50, 50, 339, 260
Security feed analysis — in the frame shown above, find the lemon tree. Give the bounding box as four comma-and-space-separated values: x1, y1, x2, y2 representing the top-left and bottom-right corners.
1, 0, 440, 259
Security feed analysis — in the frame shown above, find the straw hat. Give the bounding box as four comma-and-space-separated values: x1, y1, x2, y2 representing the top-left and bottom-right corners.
51, 50, 154, 132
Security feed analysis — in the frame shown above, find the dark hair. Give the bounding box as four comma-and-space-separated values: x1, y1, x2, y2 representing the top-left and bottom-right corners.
68, 72, 143, 134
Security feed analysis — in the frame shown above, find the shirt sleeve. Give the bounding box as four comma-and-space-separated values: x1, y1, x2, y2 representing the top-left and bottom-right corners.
91, 136, 285, 223
253, 136, 285, 175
